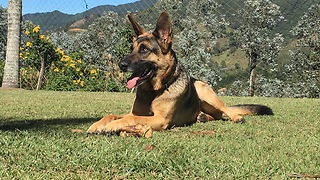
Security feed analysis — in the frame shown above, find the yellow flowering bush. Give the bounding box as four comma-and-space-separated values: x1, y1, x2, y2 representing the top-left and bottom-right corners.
45, 51, 107, 91
20, 22, 59, 89
20, 22, 108, 91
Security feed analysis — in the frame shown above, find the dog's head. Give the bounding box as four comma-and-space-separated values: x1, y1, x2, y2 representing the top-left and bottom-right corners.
119, 12, 175, 91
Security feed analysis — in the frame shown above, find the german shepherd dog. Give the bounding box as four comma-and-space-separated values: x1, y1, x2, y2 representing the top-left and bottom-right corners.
87, 12, 273, 136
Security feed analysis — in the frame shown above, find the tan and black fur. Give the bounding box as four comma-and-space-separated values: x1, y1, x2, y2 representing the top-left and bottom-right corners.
87, 12, 273, 134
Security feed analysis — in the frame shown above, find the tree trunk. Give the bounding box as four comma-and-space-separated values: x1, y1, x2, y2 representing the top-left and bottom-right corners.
249, 64, 256, 97
248, 48, 257, 97
1, 0, 22, 88
36, 53, 46, 90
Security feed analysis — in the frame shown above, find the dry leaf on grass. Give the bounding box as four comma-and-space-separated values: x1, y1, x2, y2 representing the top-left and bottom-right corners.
145, 144, 156, 151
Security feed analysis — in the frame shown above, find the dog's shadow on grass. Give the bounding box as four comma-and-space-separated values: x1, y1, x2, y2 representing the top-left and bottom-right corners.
0, 118, 97, 131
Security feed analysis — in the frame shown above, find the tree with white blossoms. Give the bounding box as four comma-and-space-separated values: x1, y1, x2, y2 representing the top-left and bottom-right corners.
236, 0, 284, 96
51, 12, 132, 91
285, 4, 320, 98
51, 0, 227, 90
152, 0, 227, 87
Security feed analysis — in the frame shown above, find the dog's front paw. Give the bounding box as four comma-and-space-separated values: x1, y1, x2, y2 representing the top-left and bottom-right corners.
232, 115, 245, 124
87, 121, 106, 134
87, 115, 120, 135
101, 120, 127, 134
197, 112, 208, 123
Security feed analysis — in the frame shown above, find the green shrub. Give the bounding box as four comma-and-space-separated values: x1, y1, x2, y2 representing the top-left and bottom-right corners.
106, 78, 127, 92
19, 23, 111, 92
44, 51, 107, 91
19, 22, 60, 90
19, 67, 38, 89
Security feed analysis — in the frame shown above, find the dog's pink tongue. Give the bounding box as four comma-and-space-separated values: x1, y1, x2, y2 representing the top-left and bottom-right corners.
127, 77, 139, 89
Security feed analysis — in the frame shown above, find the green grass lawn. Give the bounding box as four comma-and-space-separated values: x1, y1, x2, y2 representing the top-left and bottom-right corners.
0, 89, 319, 179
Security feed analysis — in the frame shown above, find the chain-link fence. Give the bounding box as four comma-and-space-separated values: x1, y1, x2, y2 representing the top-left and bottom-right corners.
9, 1, 313, 32
1, 0, 313, 35
0, 0, 319, 97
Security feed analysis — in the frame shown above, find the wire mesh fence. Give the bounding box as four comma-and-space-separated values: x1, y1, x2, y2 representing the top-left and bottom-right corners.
0, 0, 319, 97
0, 0, 315, 53
5, 0, 315, 34
0, 0, 315, 37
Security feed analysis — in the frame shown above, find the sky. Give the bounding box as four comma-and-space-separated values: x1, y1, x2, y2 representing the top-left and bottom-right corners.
0, 0, 138, 15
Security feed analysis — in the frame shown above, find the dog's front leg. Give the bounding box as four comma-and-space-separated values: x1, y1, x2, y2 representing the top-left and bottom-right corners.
102, 115, 168, 133
87, 114, 123, 134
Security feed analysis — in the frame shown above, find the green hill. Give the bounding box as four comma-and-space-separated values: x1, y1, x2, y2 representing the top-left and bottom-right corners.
22, 0, 313, 34
23, 0, 158, 31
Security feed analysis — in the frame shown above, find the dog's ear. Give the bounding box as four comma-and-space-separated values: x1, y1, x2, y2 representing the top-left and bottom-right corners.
153, 12, 172, 54
128, 13, 145, 37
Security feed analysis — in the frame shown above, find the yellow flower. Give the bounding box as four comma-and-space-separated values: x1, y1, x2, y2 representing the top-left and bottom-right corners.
70, 63, 75, 68
79, 81, 84, 87
25, 30, 30, 36
33, 25, 40, 33
79, 72, 83, 76
61, 55, 71, 62
39, 34, 45, 40
76, 68, 80, 72
73, 79, 84, 87
19, 52, 23, 58
26, 42, 32, 47
20, 47, 24, 51
54, 68, 59, 73
90, 69, 97, 75
77, 59, 82, 63
56, 48, 64, 55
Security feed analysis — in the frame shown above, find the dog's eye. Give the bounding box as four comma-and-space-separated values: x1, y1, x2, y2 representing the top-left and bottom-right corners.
139, 45, 150, 53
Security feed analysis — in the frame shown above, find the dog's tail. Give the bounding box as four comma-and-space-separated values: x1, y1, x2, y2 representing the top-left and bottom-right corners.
229, 104, 274, 116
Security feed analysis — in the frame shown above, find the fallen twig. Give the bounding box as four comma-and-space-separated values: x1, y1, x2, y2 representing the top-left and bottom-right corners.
288, 173, 320, 179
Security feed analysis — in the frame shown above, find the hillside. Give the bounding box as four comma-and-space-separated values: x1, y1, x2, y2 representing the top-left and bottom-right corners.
82, 0, 157, 17
22, 0, 313, 34
23, 0, 158, 31
20, 0, 315, 67
23, 10, 75, 31
215, 0, 315, 37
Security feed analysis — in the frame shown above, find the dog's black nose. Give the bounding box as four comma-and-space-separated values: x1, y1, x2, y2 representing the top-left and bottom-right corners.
118, 60, 129, 72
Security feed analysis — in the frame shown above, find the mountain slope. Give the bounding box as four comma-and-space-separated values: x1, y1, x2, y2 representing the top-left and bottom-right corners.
23, 10, 75, 31
23, 0, 158, 31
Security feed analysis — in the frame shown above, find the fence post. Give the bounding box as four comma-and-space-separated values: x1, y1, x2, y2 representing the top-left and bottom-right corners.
2, 0, 22, 88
